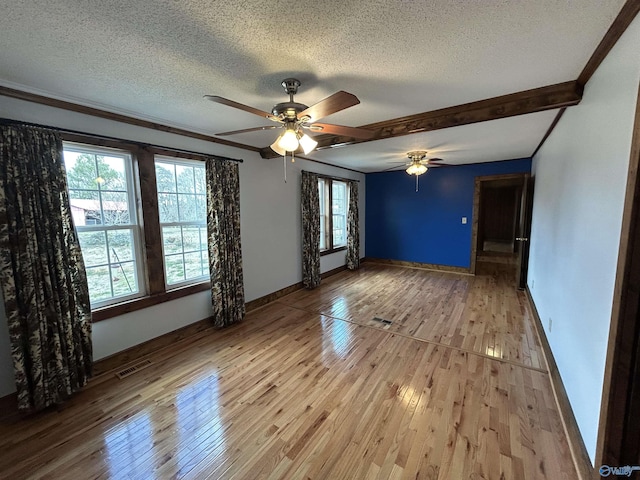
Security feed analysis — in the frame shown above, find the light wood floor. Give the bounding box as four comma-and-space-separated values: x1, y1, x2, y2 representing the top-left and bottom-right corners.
0, 262, 577, 479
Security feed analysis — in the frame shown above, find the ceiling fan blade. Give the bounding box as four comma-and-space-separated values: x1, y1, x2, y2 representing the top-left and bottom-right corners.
298, 91, 360, 122
426, 162, 446, 167
204, 95, 281, 122
215, 125, 280, 136
417, 158, 445, 166
381, 165, 406, 172
307, 122, 374, 139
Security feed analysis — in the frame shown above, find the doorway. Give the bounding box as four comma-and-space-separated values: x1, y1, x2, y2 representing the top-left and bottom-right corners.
470, 173, 531, 286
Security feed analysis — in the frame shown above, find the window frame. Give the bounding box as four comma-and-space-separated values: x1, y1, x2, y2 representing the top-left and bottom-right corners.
318, 176, 349, 256
60, 134, 211, 323
63, 142, 147, 309
155, 156, 209, 289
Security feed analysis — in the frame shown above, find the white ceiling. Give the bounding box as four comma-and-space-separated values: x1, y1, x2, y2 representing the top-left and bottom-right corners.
0, 0, 627, 172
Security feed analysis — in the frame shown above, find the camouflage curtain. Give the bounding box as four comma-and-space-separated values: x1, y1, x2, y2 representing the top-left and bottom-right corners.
346, 181, 360, 270
0, 125, 92, 412
206, 157, 245, 327
301, 171, 321, 288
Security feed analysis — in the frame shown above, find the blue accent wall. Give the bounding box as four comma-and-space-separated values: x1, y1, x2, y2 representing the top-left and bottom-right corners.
365, 158, 531, 268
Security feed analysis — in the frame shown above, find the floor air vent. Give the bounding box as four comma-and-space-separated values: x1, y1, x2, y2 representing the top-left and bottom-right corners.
116, 359, 153, 379
372, 317, 393, 325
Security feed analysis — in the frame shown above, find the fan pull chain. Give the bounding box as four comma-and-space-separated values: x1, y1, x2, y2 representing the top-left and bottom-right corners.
415, 175, 419, 192
281, 150, 297, 182
283, 155, 287, 183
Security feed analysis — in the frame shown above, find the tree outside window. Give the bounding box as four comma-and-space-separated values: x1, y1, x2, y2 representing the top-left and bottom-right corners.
64, 146, 143, 307
155, 157, 208, 287
318, 177, 349, 253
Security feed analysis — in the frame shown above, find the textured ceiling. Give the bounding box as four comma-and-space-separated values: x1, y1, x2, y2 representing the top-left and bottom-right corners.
0, 0, 627, 171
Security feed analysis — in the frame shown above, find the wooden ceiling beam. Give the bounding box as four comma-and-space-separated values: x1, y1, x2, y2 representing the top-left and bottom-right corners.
0, 85, 261, 153
259, 81, 583, 159
577, 0, 640, 88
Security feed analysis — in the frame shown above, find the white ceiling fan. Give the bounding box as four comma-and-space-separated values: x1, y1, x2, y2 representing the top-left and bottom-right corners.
383, 151, 446, 191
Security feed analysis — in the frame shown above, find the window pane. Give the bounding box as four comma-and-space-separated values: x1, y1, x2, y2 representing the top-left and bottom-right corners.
156, 157, 207, 287
101, 191, 131, 225
69, 187, 100, 202
110, 261, 137, 297
158, 193, 179, 223
333, 213, 347, 247
85, 265, 112, 303
176, 165, 195, 193
165, 254, 185, 284
196, 195, 207, 220
162, 226, 183, 255
194, 167, 206, 194
200, 250, 209, 275
107, 229, 135, 262
333, 181, 348, 248
184, 252, 204, 279
69, 190, 101, 225
318, 179, 326, 250
183, 226, 200, 253
98, 155, 127, 191
333, 182, 346, 215
178, 194, 198, 222
155, 162, 176, 193
64, 152, 100, 192
64, 144, 143, 308
199, 229, 210, 277
314, 179, 349, 250
78, 231, 108, 266
199, 226, 208, 250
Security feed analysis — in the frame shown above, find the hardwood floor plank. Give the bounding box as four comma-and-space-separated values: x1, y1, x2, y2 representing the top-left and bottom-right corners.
0, 263, 576, 479
280, 263, 545, 370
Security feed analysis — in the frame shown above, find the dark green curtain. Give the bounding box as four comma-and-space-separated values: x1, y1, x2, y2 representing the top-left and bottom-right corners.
0, 124, 92, 412
346, 181, 360, 270
206, 157, 245, 327
301, 171, 321, 288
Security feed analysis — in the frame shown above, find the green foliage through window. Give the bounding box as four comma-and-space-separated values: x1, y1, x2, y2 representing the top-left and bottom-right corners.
318, 178, 348, 251
155, 158, 209, 286
63, 146, 142, 307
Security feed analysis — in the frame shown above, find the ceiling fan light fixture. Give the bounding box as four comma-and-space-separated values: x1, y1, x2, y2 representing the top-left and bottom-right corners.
206, 79, 371, 160
270, 136, 288, 156
277, 128, 299, 152
406, 163, 428, 176
299, 133, 318, 154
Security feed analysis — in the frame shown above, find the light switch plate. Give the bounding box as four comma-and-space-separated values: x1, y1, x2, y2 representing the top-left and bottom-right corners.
461, 217, 467, 224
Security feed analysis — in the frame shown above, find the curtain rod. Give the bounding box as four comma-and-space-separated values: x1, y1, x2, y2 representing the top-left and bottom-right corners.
0, 117, 243, 163
303, 170, 360, 183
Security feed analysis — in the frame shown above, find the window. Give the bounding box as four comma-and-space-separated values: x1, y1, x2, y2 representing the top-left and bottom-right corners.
332, 181, 347, 247
64, 144, 144, 307
155, 157, 209, 287
60, 137, 219, 321
319, 178, 349, 252
319, 179, 326, 250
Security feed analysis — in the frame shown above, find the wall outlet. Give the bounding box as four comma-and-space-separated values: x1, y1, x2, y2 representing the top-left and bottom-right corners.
548, 317, 552, 332
461, 216, 467, 224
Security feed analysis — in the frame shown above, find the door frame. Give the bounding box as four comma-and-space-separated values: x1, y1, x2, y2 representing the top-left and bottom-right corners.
469, 173, 528, 275
516, 175, 534, 290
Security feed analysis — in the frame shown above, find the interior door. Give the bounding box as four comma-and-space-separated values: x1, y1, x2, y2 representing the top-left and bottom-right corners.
516, 174, 534, 289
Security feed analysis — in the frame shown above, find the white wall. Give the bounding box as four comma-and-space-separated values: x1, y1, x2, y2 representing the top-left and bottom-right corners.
0, 96, 366, 397
528, 16, 640, 462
